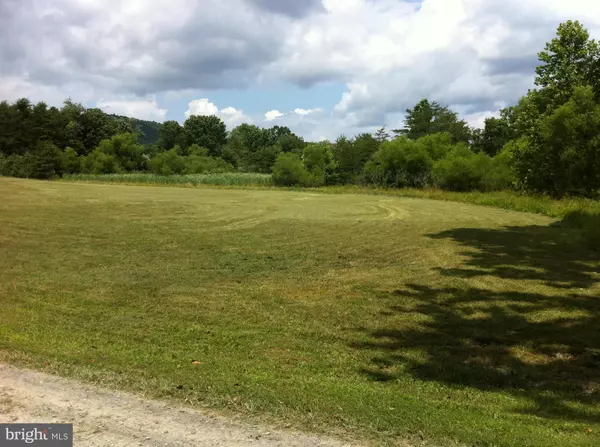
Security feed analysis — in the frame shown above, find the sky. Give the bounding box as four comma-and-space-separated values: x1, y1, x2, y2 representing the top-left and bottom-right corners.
1, 0, 600, 141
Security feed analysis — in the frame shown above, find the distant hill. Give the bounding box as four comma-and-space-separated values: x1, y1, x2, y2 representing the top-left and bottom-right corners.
110, 115, 162, 146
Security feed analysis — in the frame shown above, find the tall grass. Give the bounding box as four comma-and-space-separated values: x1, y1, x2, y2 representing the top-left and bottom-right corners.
63, 172, 273, 187
317, 185, 600, 219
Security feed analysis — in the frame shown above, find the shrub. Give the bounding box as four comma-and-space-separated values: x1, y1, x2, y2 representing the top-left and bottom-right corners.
1, 142, 63, 179
0, 154, 34, 178
272, 153, 308, 186
364, 137, 432, 187
187, 144, 209, 157
333, 134, 380, 184
414, 132, 455, 161
148, 149, 186, 176
480, 148, 516, 191
96, 133, 145, 171
433, 145, 490, 191
303, 142, 337, 186
82, 149, 120, 174
61, 147, 81, 174
243, 145, 282, 174
185, 154, 234, 174
29, 141, 64, 179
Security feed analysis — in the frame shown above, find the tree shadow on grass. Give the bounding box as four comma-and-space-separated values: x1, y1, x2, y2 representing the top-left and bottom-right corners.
430, 224, 599, 289
353, 224, 600, 423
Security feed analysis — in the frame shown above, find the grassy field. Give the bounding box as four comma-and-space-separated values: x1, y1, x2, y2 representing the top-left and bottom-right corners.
1, 177, 599, 446
61, 172, 600, 219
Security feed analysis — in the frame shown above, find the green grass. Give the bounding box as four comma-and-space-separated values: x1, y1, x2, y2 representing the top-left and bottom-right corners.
1, 177, 600, 446
319, 186, 600, 219
62, 173, 600, 220
63, 172, 273, 187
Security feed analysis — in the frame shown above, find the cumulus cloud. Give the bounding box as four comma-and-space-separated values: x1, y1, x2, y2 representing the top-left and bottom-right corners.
265, 110, 284, 121
0, 0, 289, 98
2, 0, 600, 137
186, 99, 251, 128
293, 107, 323, 116
264, 107, 324, 122
246, 0, 324, 18
97, 97, 167, 122
267, 0, 600, 128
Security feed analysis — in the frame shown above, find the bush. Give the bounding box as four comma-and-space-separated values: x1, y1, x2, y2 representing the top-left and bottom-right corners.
303, 143, 337, 186
414, 133, 455, 161
96, 133, 145, 171
480, 148, 516, 191
364, 137, 432, 187
433, 145, 490, 191
185, 154, 234, 174
0, 142, 63, 179
272, 153, 308, 186
61, 147, 81, 174
333, 134, 380, 184
187, 144, 209, 157
243, 145, 282, 174
0, 154, 34, 178
82, 149, 120, 174
29, 141, 64, 179
148, 149, 186, 176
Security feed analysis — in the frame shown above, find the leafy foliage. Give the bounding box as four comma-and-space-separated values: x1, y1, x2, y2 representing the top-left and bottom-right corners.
272, 153, 308, 186
432, 145, 491, 192
183, 115, 227, 156
185, 154, 235, 174
302, 142, 337, 186
148, 149, 186, 176
108, 115, 162, 146
333, 134, 380, 183
81, 150, 120, 175
60, 147, 81, 174
158, 120, 185, 151
96, 133, 146, 171
365, 137, 433, 187
472, 116, 516, 156
395, 99, 471, 144
514, 86, 600, 197
535, 20, 600, 107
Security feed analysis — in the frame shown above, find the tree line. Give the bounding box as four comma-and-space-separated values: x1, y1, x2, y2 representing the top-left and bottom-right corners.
1, 21, 599, 198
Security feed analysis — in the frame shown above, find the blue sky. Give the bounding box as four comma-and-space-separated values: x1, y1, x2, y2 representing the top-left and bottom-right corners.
1, 0, 600, 140
160, 82, 347, 123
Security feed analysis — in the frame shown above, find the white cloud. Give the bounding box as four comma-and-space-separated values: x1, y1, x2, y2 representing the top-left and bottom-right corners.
0, 76, 95, 107
0, 0, 290, 96
97, 97, 167, 122
185, 98, 251, 128
293, 107, 323, 115
463, 110, 500, 129
3, 0, 600, 139
186, 98, 220, 117
267, 0, 600, 129
265, 110, 284, 121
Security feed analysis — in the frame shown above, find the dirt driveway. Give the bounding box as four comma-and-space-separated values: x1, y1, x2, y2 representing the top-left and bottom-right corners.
0, 364, 357, 446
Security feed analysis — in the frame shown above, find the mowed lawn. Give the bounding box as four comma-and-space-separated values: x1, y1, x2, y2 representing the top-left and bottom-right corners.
1, 178, 599, 446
